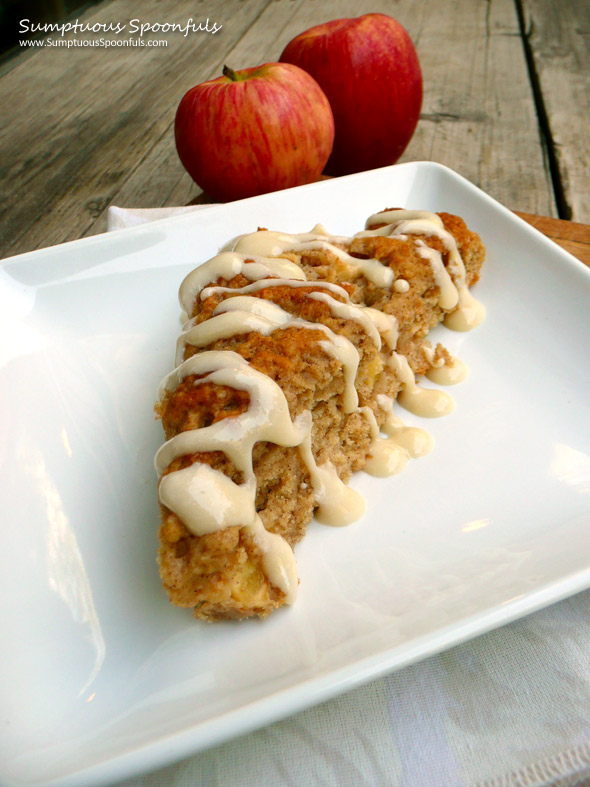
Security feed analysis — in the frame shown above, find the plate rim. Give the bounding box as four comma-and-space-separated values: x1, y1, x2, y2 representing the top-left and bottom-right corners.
42, 567, 590, 787
3, 160, 590, 787
2, 161, 587, 276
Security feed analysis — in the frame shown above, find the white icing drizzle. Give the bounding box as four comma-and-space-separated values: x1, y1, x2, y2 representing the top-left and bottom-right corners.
213, 295, 291, 322
211, 297, 367, 404
389, 352, 456, 418
360, 209, 485, 327
364, 209, 442, 229
224, 230, 311, 257
246, 515, 299, 603
361, 210, 465, 278
421, 344, 469, 385
298, 412, 366, 526
381, 411, 435, 457
364, 435, 410, 477
307, 291, 382, 349
159, 462, 257, 535
421, 344, 444, 368
362, 308, 399, 351
176, 311, 281, 365
158, 349, 239, 399
179, 251, 306, 315
202, 282, 394, 353
176, 299, 361, 413
155, 354, 308, 478
426, 355, 469, 385
157, 207, 485, 604
358, 405, 380, 440
414, 239, 458, 310
156, 352, 306, 602
201, 277, 350, 302
364, 439, 410, 477
224, 228, 394, 288
290, 240, 394, 288
364, 396, 434, 477
316, 336, 360, 414
444, 286, 486, 331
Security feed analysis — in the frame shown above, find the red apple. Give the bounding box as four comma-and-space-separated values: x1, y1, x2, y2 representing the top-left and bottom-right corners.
280, 13, 422, 176
174, 63, 335, 202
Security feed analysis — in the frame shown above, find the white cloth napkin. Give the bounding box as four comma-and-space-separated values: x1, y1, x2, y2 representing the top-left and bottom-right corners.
110, 206, 590, 787
107, 205, 207, 231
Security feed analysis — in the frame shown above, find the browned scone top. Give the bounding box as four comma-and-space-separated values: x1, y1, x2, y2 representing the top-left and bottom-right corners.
155, 209, 486, 621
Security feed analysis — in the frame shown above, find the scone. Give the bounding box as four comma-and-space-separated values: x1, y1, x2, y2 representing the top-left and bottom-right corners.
155, 209, 486, 620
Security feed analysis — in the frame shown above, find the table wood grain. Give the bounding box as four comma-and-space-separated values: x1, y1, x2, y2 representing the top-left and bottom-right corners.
516, 212, 590, 267
0, 0, 589, 259
520, 0, 590, 222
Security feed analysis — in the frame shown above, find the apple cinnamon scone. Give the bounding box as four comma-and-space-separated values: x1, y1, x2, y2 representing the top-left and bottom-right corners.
154, 209, 485, 621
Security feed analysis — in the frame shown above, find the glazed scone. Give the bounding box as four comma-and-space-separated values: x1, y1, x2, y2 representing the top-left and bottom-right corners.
155, 209, 486, 621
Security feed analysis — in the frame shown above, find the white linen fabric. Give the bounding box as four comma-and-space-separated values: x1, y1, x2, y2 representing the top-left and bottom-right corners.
110, 206, 590, 787
107, 205, 205, 231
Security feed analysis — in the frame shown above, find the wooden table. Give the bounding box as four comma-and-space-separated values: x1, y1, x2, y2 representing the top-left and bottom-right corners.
1, 0, 589, 261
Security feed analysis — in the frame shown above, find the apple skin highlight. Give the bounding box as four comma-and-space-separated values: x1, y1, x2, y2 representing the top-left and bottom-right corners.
280, 13, 423, 176
174, 62, 335, 202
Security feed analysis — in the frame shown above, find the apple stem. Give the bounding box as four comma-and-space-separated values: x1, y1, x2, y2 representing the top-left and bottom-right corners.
223, 65, 239, 82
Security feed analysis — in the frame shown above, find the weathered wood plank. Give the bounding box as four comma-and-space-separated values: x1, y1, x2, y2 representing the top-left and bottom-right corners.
399, 0, 555, 217
0, 0, 271, 257
96, 0, 556, 230
0, 0, 560, 257
85, 0, 405, 229
520, 0, 590, 223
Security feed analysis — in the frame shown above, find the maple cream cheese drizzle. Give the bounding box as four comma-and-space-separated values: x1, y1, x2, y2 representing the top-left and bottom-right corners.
201, 277, 350, 302
158, 291, 398, 595
297, 411, 366, 526
223, 228, 395, 288
200, 281, 399, 353
156, 351, 307, 603
390, 352, 456, 418
362, 209, 485, 330
363, 395, 435, 478
426, 359, 469, 385
306, 291, 382, 348
176, 296, 361, 412
155, 349, 367, 599
414, 239, 458, 310
179, 251, 306, 316
361, 210, 464, 279
157, 210, 485, 602
247, 515, 299, 601
443, 287, 486, 332
156, 352, 308, 483
421, 345, 469, 386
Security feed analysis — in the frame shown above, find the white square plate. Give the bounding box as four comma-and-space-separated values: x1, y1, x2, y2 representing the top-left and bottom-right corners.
1, 162, 590, 786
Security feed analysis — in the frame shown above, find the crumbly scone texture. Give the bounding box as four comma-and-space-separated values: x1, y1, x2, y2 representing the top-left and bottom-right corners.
156, 212, 485, 621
